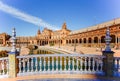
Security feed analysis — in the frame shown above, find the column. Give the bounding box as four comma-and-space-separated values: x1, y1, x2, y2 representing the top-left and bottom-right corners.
31, 57, 34, 72
56, 56, 58, 71
39, 57, 42, 71
84, 57, 87, 71
18, 58, 22, 73
80, 57, 83, 71
44, 57, 46, 71
35, 57, 38, 72
9, 28, 17, 78
64, 57, 66, 71
60, 56, 62, 71
72, 58, 74, 71
27, 58, 30, 72
68, 56, 71, 71
52, 57, 54, 71
102, 27, 114, 77
103, 51, 114, 76
76, 58, 79, 71
48, 57, 50, 71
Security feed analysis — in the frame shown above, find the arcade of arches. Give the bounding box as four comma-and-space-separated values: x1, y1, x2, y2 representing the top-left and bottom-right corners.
0, 18, 120, 48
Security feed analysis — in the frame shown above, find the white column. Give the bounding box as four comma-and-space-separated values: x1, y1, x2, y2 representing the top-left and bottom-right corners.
68, 56, 71, 71
88, 57, 91, 71
2, 60, 5, 75
48, 57, 50, 71
6, 59, 9, 75
118, 38, 120, 43
44, 57, 46, 71
52, 57, 54, 71
35, 57, 38, 72
27, 58, 30, 72
72, 57, 74, 71
92, 58, 95, 72
100, 58, 103, 72
19, 58, 21, 73
64, 57, 66, 71
31, 57, 34, 72
80, 57, 83, 71
56, 56, 58, 71
84, 57, 87, 71
96, 58, 99, 71
60, 56, 62, 71
39, 57, 42, 71
76, 57, 79, 71
23, 59, 25, 73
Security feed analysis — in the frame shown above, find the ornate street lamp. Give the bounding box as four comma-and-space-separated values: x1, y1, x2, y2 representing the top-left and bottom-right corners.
104, 27, 112, 52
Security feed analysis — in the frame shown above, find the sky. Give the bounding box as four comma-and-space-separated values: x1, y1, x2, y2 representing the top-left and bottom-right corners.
0, 0, 120, 36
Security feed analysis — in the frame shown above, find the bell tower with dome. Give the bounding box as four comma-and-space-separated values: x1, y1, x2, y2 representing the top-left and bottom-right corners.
62, 22, 67, 29
37, 28, 41, 35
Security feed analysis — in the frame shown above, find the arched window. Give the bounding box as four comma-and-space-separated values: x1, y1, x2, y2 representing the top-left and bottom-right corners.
94, 37, 98, 43
88, 38, 92, 43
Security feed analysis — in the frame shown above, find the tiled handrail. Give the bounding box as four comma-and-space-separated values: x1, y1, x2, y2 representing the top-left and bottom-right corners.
17, 54, 105, 76
0, 57, 9, 78
114, 57, 120, 76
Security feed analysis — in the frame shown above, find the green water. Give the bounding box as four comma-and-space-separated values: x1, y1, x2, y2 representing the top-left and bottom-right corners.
29, 49, 54, 54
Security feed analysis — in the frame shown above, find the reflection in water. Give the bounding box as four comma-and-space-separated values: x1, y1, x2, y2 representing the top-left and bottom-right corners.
29, 49, 53, 54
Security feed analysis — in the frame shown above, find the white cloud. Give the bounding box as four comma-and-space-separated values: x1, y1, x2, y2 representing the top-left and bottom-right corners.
0, 1, 59, 30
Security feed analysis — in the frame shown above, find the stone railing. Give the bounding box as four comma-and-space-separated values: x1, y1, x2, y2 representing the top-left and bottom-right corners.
114, 57, 120, 77
0, 57, 9, 78
17, 54, 105, 76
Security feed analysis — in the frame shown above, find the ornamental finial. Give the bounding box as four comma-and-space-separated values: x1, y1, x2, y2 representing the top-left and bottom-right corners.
11, 28, 17, 53
104, 27, 112, 52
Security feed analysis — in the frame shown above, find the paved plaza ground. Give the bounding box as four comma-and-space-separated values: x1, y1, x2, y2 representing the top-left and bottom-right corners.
49, 45, 120, 57
0, 74, 120, 81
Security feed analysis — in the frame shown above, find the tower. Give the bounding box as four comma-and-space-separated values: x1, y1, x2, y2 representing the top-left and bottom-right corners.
37, 27, 41, 35
62, 22, 67, 29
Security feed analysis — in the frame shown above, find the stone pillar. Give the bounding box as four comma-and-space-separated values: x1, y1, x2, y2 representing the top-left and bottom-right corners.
102, 27, 114, 77
102, 51, 114, 77
9, 28, 17, 78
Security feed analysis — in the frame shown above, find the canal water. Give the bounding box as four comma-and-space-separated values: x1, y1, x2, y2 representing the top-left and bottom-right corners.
29, 48, 62, 55
29, 49, 54, 55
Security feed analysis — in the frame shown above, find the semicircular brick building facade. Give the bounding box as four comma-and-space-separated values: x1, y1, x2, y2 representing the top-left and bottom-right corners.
0, 18, 120, 48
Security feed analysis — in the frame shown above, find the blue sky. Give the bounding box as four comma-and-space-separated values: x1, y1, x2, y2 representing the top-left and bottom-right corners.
0, 0, 120, 36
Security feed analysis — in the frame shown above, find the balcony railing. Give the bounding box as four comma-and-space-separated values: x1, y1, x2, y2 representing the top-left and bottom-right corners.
114, 57, 120, 77
0, 57, 9, 78
17, 54, 105, 76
